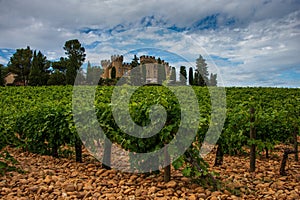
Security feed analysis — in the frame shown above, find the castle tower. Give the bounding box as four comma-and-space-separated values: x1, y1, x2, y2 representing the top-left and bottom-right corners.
111, 55, 123, 78
100, 54, 171, 82
140, 55, 156, 64
101, 60, 111, 78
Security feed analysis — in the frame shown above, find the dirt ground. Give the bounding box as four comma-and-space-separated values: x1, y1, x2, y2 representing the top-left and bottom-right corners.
0, 144, 299, 200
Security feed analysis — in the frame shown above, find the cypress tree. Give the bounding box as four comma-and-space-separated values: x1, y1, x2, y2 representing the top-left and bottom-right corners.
188, 67, 194, 85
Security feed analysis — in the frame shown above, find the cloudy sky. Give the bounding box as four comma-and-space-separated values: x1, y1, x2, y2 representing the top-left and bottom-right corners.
0, 0, 299, 87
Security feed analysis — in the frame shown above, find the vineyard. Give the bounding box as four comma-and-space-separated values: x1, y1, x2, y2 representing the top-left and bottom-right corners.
0, 86, 299, 199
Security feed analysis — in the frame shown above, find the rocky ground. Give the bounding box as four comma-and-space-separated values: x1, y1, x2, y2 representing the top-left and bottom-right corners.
0, 144, 299, 200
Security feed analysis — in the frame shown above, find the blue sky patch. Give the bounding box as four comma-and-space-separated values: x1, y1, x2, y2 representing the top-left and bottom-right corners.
0, 1, 299, 87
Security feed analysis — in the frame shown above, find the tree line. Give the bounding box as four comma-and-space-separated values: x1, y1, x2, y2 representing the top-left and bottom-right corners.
127, 54, 217, 86
0, 39, 86, 86
0, 39, 217, 86
179, 54, 217, 86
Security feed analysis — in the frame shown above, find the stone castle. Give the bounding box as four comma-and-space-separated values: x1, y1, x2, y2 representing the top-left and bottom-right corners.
101, 55, 171, 83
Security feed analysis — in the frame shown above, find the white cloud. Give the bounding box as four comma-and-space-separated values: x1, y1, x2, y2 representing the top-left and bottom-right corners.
0, 0, 299, 87
0, 56, 8, 64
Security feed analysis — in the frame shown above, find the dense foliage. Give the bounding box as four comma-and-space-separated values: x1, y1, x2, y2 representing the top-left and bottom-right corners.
2, 39, 86, 86
222, 87, 299, 156
0, 86, 299, 180
7, 46, 32, 85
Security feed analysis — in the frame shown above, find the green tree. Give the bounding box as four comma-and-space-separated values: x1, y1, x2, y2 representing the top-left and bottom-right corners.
194, 71, 199, 85
179, 66, 187, 85
94, 66, 102, 85
63, 39, 86, 85
86, 61, 92, 84
76, 68, 86, 85
29, 51, 50, 86
0, 64, 7, 86
130, 55, 141, 85
195, 55, 209, 86
188, 67, 194, 85
169, 67, 176, 84
86, 62, 102, 85
157, 57, 162, 64
47, 70, 66, 85
7, 46, 32, 85
131, 55, 139, 68
52, 57, 67, 73
210, 73, 217, 86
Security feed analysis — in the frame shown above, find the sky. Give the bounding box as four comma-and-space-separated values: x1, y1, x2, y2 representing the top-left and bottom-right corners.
0, 0, 299, 87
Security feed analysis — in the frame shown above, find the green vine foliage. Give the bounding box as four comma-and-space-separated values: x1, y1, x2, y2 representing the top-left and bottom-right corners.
0, 86, 299, 181
221, 87, 299, 156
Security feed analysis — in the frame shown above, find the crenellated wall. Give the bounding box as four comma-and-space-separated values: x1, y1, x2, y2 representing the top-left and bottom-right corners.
101, 55, 171, 82
140, 55, 156, 64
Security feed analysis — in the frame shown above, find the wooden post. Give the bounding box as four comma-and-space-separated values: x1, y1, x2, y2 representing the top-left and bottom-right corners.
249, 107, 256, 172
52, 144, 59, 158
214, 143, 224, 166
102, 137, 111, 170
265, 147, 269, 159
75, 136, 82, 163
164, 147, 171, 182
280, 149, 296, 176
294, 127, 298, 162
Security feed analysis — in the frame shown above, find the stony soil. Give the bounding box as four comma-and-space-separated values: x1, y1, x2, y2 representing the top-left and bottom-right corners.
0, 144, 299, 200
